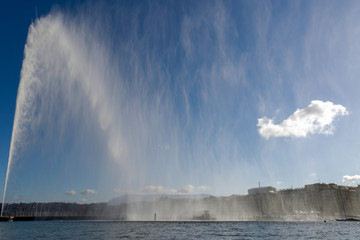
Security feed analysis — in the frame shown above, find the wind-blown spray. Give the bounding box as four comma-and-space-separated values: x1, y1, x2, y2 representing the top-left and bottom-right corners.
2, 2, 254, 216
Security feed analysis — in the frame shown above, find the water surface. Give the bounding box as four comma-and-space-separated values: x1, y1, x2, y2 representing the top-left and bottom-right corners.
0, 221, 358, 239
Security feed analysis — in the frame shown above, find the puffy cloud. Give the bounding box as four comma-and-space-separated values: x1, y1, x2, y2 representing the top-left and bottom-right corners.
275, 181, 283, 186
342, 175, 360, 183
144, 185, 164, 193
177, 185, 195, 193
309, 173, 317, 178
197, 185, 210, 191
257, 100, 349, 139
81, 189, 98, 195
168, 188, 178, 193
65, 190, 76, 196
143, 185, 198, 194
79, 198, 87, 203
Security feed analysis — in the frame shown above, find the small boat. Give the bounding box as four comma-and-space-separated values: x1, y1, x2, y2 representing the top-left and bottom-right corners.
335, 217, 360, 222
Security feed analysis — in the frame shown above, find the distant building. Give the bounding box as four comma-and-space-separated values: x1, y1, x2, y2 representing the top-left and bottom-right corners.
304, 183, 339, 191
248, 186, 276, 195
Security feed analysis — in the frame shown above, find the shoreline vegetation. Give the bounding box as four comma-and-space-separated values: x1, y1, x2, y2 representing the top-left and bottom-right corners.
1, 183, 360, 222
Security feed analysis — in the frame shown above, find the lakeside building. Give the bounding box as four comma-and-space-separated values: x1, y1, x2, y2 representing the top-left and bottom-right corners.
248, 186, 276, 195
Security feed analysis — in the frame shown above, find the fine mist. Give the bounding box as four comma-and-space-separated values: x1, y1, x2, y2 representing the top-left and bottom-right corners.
2, 1, 259, 217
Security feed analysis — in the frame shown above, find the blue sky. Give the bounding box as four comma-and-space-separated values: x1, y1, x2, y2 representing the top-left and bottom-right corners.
1, 0, 360, 204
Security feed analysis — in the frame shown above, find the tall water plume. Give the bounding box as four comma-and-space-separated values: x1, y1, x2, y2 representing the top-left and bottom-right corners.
2, 1, 256, 217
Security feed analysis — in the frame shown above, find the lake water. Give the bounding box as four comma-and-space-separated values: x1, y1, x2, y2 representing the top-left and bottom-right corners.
0, 221, 359, 239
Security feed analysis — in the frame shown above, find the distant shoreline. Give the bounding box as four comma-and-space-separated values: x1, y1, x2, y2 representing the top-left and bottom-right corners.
2, 183, 360, 222
2, 217, 340, 222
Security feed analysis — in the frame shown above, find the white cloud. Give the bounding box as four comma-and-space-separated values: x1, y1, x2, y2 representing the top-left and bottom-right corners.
79, 198, 87, 203
342, 175, 360, 183
178, 185, 195, 193
275, 181, 283, 186
168, 188, 178, 193
309, 173, 317, 179
144, 185, 164, 193
143, 185, 199, 194
65, 190, 76, 196
81, 189, 98, 195
257, 100, 349, 139
197, 185, 210, 191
